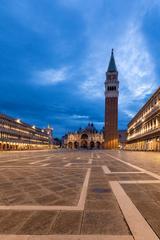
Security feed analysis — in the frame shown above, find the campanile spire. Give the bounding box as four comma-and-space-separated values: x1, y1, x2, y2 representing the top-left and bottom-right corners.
107, 49, 117, 72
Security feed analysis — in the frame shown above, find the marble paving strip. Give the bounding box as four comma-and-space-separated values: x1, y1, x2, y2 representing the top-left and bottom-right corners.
119, 180, 160, 184
0, 156, 42, 163
110, 181, 159, 240
0, 235, 134, 240
88, 159, 93, 164
64, 163, 72, 167
0, 168, 91, 211
106, 154, 160, 180
102, 165, 111, 174
0, 158, 29, 163
0, 166, 87, 169
77, 168, 91, 210
106, 171, 144, 175
40, 163, 50, 167
29, 159, 50, 165
0, 149, 49, 154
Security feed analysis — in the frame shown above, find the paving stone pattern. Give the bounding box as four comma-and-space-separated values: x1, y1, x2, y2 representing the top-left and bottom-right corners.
0, 150, 159, 238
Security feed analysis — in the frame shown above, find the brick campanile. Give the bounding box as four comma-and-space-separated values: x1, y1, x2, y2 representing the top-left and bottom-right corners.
104, 49, 119, 149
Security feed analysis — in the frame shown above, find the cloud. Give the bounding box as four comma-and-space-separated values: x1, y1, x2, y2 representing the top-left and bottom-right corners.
116, 19, 159, 122
117, 22, 157, 102
71, 115, 89, 119
94, 121, 104, 126
79, 48, 107, 100
1, 0, 160, 136
123, 110, 136, 119
32, 67, 70, 86
77, 3, 158, 125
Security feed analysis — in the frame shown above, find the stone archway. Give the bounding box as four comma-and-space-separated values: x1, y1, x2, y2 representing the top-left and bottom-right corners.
74, 141, 79, 149
81, 140, 88, 149
90, 141, 95, 149
96, 141, 101, 149
68, 142, 73, 149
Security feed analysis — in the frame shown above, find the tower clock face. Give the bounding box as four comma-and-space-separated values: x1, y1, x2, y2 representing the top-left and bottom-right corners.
110, 75, 115, 80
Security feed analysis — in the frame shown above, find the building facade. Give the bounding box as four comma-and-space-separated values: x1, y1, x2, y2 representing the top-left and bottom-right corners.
104, 49, 119, 149
126, 87, 160, 151
64, 123, 126, 150
118, 130, 127, 149
0, 113, 54, 151
64, 123, 104, 149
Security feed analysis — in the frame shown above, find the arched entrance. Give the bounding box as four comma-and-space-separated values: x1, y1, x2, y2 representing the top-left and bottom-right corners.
74, 141, 79, 149
81, 140, 88, 149
68, 142, 73, 149
96, 141, 101, 149
90, 141, 95, 149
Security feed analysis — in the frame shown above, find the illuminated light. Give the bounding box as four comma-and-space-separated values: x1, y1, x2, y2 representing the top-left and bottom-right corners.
16, 119, 21, 123
32, 125, 36, 129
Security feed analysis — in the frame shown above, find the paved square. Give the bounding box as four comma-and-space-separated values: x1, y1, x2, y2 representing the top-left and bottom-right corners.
0, 150, 159, 239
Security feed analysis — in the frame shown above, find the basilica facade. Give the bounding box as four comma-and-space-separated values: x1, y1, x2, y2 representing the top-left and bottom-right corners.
64, 123, 104, 149
64, 123, 126, 149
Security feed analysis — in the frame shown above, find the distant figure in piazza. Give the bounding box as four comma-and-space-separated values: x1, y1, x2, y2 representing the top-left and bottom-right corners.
65, 123, 104, 149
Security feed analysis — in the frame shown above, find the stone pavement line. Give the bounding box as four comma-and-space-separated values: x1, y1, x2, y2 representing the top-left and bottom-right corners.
106, 153, 160, 180
1, 154, 53, 164
0, 166, 88, 169
0, 158, 28, 163
77, 168, 91, 209
88, 159, 93, 164
102, 168, 144, 175
119, 180, 160, 184
0, 168, 91, 211
108, 172, 145, 174
102, 165, 111, 174
0, 234, 134, 240
0, 155, 50, 163
29, 159, 50, 165
64, 163, 72, 167
41, 163, 50, 167
110, 181, 159, 240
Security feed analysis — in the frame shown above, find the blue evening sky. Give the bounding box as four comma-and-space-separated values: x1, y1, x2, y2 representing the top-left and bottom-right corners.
0, 0, 160, 137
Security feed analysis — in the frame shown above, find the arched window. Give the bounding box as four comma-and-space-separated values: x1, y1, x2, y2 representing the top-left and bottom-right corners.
81, 134, 88, 139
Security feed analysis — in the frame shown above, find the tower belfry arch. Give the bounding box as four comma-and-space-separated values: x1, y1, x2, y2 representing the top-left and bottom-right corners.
104, 49, 119, 149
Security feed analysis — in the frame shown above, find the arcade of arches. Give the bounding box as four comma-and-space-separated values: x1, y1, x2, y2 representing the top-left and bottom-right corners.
65, 123, 104, 149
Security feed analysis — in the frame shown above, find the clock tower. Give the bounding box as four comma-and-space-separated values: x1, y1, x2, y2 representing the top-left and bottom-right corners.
104, 49, 119, 149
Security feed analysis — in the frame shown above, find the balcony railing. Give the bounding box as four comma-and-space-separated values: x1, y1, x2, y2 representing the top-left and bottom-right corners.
127, 126, 160, 142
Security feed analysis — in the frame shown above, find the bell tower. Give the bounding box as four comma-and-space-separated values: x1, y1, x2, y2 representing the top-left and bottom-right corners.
104, 49, 119, 149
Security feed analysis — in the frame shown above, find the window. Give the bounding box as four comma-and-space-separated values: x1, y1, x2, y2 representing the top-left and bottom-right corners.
107, 86, 116, 91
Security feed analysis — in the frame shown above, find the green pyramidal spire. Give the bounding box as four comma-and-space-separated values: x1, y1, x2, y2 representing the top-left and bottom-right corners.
107, 49, 117, 72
